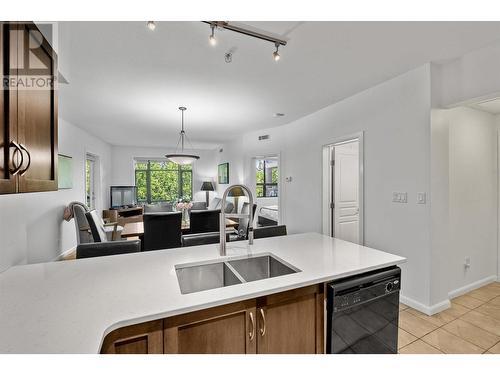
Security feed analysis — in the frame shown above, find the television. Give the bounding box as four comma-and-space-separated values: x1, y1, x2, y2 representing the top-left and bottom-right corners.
110, 186, 137, 209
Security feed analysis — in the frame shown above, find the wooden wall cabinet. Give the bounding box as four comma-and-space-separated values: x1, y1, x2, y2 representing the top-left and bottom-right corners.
0, 22, 58, 195
100, 284, 324, 354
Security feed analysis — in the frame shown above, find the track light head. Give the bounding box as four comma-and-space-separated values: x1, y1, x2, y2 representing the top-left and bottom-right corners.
273, 43, 280, 62
147, 21, 156, 31
209, 25, 217, 46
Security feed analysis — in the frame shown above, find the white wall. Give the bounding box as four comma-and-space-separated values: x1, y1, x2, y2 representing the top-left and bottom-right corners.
111, 146, 218, 203
0, 118, 112, 273
217, 65, 433, 308
433, 40, 500, 108
431, 107, 498, 302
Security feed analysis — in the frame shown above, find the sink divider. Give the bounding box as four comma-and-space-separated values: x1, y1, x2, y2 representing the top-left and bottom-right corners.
224, 261, 248, 283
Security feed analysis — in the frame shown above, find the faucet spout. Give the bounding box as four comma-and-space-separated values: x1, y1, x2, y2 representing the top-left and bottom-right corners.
219, 184, 254, 256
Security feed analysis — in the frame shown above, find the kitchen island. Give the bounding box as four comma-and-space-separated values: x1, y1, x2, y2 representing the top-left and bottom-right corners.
0, 233, 405, 353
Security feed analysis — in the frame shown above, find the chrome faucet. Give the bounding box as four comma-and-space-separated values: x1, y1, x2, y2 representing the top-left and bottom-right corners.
220, 184, 254, 256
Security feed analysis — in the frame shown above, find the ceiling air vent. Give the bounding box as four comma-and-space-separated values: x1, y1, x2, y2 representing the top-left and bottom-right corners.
258, 135, 270, 141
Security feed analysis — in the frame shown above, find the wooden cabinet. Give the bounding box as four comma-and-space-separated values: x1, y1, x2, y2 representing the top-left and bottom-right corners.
256, 284, 324, 354
0, 22, 58, 194
164, 299, 257, 354
100, 320, 163, 354
100, 284, 324, 354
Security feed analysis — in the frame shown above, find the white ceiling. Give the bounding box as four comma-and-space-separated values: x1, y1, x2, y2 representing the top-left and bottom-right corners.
470, 97, 500, 114
58, 21, 500, 149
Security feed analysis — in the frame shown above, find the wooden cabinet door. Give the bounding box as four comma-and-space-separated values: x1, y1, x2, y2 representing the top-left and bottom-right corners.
16, 23, 58, 193
164, 299, 257, 354
0, 23, 18, 194
257, 285, 324, 354
100, 320, 163, 354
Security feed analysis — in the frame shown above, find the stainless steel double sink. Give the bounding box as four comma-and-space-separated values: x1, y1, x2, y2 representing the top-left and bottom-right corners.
175, 253, 301, 294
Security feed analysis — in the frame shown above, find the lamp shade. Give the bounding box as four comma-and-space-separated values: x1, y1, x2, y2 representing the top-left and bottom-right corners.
201, 181, 215, 191
227, 186, 246, 197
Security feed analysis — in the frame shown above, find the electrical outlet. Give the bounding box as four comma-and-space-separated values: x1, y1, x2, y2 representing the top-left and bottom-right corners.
464, 256, 471, 269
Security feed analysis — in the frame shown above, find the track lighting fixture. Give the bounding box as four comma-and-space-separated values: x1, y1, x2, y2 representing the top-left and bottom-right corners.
273, 43, 280, 62
203, 21, 287, 61
147, 21, 156, 31
209, 25, 217, 46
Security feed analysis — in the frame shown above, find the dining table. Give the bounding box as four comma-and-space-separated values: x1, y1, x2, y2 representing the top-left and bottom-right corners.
121, 218, 238, 238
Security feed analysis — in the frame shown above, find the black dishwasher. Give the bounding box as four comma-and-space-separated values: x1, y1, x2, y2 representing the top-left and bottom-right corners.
326, 266, 401, 354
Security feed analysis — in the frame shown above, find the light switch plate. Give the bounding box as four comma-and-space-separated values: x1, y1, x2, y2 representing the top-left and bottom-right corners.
417, 192, 426, 204
393, 192, 407, 203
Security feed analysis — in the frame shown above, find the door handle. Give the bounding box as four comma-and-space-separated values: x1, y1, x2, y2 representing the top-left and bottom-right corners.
249, 311, 255, 341
18, 144, 31, 176
259, 308, 266, 337
9, 141, 23, 176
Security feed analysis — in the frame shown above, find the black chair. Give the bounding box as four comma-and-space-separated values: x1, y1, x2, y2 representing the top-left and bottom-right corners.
254, 225, 287, 239
188, 209, 221, 234
76, 241, 141, 259
181, 232, 229, 247
143, 212, 182, 251
80, 210, 141, 258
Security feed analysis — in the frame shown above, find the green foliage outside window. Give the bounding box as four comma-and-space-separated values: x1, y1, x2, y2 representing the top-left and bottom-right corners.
135, 160, 193, 203
256, 160, 278, 198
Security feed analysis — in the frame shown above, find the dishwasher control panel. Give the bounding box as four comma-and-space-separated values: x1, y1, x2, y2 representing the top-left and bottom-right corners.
331, 276, 400, 312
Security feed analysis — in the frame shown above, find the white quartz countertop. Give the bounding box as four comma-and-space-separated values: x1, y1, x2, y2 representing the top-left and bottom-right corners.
0, 233, 405, 353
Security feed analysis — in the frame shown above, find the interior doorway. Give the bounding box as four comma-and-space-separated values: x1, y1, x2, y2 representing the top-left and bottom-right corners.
252, 155, 281, 227
322, 133, 364, 244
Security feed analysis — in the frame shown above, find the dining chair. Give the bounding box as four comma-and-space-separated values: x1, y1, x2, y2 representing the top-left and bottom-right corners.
253, 225, 287, 239
188, 209, 221, 234
143, 212, 182, 251
79, 210, 140, 258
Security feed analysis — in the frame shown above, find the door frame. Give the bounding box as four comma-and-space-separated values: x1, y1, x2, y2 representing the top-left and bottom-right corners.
85, 152, 99, 211
249, 153, 283, 226
322, 132, 364, 245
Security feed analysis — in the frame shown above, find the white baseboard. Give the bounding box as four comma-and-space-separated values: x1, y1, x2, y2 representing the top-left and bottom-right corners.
54, 246, 76, 261
448, 275, 498, 300
400, 295, 451, 316
400, 275, 499, 316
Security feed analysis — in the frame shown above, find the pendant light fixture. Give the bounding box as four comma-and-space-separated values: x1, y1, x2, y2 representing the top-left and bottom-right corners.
166, 107, 200, 165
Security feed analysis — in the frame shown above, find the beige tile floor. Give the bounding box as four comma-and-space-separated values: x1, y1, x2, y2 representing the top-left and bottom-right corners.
399, 282, 500, 354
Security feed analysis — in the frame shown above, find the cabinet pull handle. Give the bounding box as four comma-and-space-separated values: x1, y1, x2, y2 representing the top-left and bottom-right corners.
9, 141, 23, 176
259, 308, 266, 337
18, 144, 31, 176
249, 311, 255, 341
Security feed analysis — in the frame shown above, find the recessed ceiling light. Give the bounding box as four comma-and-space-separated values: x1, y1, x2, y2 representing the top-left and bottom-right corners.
147, 21, 156, 31
274, 113, 285, 118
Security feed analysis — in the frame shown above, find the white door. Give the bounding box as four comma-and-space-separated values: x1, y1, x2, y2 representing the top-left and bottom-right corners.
333, 141, 359, 243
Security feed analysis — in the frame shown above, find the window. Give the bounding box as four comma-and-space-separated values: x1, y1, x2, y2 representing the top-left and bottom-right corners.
135, 160, 192, 203
256, 158, 279, 198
